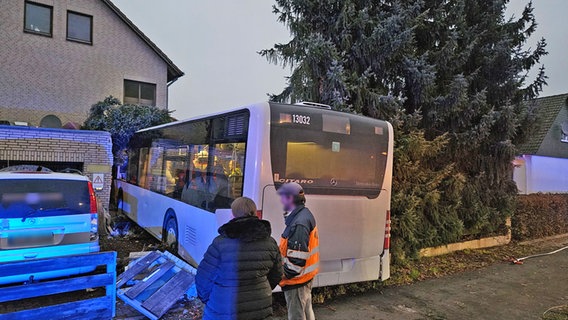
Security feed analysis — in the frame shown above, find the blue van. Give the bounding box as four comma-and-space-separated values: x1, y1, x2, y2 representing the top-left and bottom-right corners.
0, 171, 100, 284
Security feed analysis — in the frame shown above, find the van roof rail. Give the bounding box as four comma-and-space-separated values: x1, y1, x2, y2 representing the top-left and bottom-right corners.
0, 165, 53, 172
58, 168, 84, 175
294, 101, 332, 110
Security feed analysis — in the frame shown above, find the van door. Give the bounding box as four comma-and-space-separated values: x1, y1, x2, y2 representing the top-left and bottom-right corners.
0, 178, 92, 261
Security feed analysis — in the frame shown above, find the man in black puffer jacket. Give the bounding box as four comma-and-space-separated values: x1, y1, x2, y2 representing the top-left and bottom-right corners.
196, 197, 283, 320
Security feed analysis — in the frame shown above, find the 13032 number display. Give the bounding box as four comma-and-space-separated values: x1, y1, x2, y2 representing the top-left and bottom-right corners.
292, 114, 311, 125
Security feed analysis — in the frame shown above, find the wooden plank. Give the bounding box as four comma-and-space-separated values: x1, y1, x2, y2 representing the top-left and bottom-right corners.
106, 252, 117, 318
0, 296, 113, 320
141, 271, 195, 318
0, 252, 115, 277
0, 273, 114, 303
125, 261, 175, 299
117, 251, 161, 287
117, 292, 159, 320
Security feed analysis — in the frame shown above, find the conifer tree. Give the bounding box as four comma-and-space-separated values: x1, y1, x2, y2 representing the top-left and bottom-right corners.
262, 0, 547, 257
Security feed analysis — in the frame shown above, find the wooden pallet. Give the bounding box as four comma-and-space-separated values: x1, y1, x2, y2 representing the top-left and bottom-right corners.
116, 251, 196, 320
0, 251, 117, 320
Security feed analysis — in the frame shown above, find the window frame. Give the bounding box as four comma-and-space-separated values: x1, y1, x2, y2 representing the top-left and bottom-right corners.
66, 10, 93, 45
123, 80, 157, 107
23, 1, 53, 37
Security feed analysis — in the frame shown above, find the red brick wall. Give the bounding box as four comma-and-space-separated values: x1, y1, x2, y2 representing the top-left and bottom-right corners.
0, 126, 113, 209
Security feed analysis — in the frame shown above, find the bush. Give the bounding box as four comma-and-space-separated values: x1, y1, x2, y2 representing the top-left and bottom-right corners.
83, 96, 174, 165
513, 194, 568, 241
390, 130, 466, 262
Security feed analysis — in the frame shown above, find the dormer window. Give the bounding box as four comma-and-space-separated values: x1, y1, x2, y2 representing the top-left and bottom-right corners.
561, 120, 568, 143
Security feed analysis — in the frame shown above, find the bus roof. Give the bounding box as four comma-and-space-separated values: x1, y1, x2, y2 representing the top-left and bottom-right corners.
136, 102, 267, 133
137, 101, 390, 133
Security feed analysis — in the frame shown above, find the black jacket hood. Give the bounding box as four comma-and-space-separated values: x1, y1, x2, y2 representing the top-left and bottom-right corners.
218, 216, 272, 242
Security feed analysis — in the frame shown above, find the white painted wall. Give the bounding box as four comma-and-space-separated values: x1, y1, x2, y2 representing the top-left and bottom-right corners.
514, 155, 568, 194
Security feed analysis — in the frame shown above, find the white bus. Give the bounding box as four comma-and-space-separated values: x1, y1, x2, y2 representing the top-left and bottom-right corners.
116, 102, 393, 286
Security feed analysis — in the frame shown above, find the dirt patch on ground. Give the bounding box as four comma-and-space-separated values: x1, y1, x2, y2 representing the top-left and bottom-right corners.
99, 224, 158, 269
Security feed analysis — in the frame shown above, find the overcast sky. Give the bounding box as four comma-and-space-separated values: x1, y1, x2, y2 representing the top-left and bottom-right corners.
113, 0, 567, 120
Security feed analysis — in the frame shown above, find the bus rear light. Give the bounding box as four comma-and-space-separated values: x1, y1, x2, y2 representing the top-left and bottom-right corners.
256, 210, 263, 219
384, 210, 391, 250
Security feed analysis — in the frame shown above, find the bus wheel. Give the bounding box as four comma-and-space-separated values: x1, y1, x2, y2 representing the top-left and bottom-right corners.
163, 214, 178, 252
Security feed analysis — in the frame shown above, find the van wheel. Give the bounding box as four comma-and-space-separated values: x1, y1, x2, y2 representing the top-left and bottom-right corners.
163, 215, 179, 252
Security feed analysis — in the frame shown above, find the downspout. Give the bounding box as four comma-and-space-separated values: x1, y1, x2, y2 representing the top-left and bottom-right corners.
166, 77, 180, 111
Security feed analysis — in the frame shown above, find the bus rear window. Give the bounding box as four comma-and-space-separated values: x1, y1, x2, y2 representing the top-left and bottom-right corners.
270, 104, 389, 198
0, 179, 90, 218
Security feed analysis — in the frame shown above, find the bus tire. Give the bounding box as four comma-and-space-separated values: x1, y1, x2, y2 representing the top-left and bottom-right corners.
163, 211, 179, 253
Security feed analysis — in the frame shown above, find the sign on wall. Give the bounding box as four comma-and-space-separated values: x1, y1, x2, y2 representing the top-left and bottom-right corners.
92, 173, 105, 191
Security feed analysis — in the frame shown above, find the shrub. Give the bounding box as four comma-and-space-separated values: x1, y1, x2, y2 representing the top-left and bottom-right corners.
83, 96, 174, 165
390, 130, 466, 262
513, 194, 568, 241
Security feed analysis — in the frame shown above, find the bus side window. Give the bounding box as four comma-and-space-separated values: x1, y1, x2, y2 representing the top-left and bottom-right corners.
138, 148, 150, 189
148, 146, 165, 193
127, 148, 139, 184
181, 145, 213, 210
228, 160, 244, 199
163, 146, 190, 199
207, 142, 246, 211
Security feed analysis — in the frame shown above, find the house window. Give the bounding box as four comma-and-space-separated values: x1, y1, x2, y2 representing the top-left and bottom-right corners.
24, 1, 53, 36
40, 115, 62, 128
67, 11, 93, 44
561, 120, 568, 143
124, 80, 156, 106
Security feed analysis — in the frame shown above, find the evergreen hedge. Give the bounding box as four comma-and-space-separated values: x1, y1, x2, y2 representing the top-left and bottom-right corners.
513, 194, 568, 241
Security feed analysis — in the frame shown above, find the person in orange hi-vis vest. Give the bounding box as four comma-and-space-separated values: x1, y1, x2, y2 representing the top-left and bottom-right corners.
277, 182, 319, 320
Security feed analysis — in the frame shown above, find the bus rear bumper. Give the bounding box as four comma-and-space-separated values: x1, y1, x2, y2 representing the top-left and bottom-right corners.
313, 253, 390, 287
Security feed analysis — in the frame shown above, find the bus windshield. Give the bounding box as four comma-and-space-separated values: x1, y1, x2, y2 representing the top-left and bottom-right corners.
270, 103, 389, 198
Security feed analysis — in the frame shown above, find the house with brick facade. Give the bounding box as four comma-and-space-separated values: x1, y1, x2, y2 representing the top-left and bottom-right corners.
0, 0, 184, 127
